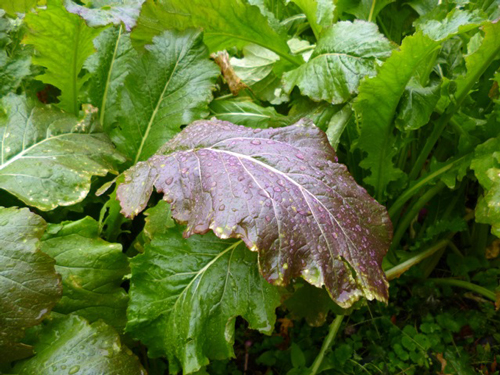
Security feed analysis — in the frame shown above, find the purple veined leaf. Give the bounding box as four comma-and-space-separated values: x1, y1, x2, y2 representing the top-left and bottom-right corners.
117, 119, 392, 307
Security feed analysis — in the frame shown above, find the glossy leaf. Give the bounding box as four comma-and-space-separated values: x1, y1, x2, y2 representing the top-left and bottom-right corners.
12, 314, 146, 375
113, 29, 219, 165
283, 20, 393, 104
24, 0, 102, 115
117, 120, 392, 307
132, 0, 302, 67
127, 214, 281, 374
355, 32, 440, 200
41, 217, 129, 331
0, 207, 62, 363
85, 25, 137, 132
0, 94, 125, 210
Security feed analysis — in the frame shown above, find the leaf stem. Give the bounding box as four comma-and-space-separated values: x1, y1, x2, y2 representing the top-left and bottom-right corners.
310, 314, 344, 375
390, 182, 445, 252
368, 0, 377, 22
389, 155, 467, 220
428, 278, 497, 303
385, 239, 450, 280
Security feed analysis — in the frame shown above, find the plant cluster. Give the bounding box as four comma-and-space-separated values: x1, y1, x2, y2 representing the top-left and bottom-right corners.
0, 0, 499, 374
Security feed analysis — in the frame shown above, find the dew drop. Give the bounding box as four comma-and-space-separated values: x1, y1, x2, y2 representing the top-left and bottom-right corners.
165, 177, 173, 185
296, 153, 304, 160
219, 204, 225, 211
251, 139, 261, 145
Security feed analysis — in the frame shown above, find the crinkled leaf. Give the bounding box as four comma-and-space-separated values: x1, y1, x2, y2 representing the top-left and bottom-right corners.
0, 207, 62, 363
127, 219, 281, 374
471, 136, 500, 237
209, 98, 287, 128
395, 80, 441, 131
114, 29, 218, 165
65, 0, 145, 31
283, 20, 393, 104
0, 50, 31, 97
24, 0, 102, 115
41, 217, 129, 331
12, 314, 146, 375
117, 119, 392, 308
0, 94, 125, 210
0, 14, 32, 96
132, 0, 302, 67
85, 25, 137, 132
415, 8, 484, 41
355, 32, 440, 200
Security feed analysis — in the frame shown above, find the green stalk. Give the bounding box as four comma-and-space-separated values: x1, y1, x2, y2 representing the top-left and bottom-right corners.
409, 27, 500, 181
389, 155, 468, 221
429, 278, 497, 302
385, 239, 450, 280
310, 314, 344, 375
390, 182, 445, 253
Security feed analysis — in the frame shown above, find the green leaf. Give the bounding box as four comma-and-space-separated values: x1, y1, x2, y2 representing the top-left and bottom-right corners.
283, 20, 393, 104
41, 217, 129, 331
113, 29, 218, 164
24, 0, 102, 114
0, 50, 31, 96
85, 25, 137, 132
0, 0, 37, 16
395, 80, 441, 132
65, 0, 145, 31
12, 314, 146, 375
132, 0, 302, 67
455, 21, 500, 103
336, 0, 395, 21
471, 136, 500, 237
0, 12, 32, 96
209, 97, 286, 128
355, 32, 440, 200
127, 223, 281, 374
0, 207, 62, 363
415, 8, 484, 41
284, 282, 342, 327
0, 94, 125, 211
288, 0, 334, 38
230, 44, 279, 85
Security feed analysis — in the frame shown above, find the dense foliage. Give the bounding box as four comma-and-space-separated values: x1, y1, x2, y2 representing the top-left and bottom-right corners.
0, 0, 499, 374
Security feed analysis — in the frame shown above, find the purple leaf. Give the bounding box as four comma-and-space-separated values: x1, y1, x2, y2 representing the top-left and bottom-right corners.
117, 119, 392, 307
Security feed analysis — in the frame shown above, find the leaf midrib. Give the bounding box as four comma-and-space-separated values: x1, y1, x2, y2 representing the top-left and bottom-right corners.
133, 45, 184, 164
100, 25, 123, 126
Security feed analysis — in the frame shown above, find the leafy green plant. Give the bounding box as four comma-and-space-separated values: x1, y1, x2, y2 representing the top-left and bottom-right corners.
1, 0, 499, 374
